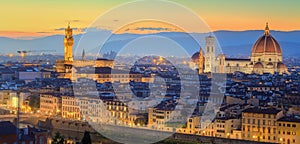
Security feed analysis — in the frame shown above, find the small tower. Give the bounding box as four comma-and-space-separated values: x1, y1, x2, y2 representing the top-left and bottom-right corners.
82, 49, 86, 61
198, 47, 205, 74
64, 23, 74, 62
204, 36, 216, 73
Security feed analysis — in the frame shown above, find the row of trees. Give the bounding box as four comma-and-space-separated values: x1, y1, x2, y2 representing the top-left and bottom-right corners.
52, 131, 92, 144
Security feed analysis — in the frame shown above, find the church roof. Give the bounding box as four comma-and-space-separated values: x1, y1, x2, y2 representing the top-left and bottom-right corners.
277, 62, 286, 69
254, 62, 264, 69
251, 23, 282, 55
191, 52, 199, 62
225, 58, 250, 61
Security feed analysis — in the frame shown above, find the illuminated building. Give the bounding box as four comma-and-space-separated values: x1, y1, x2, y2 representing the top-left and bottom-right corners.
148, 106, 183, 132
56, 24, 114, 80
198, 48, 205, 74
277, 116, 300, 144
192, 23, 287, 74
0, 90, 29, 111
64, 23, 74, 62
241, 108, 283, 143
55, 24, 148, 83
200, 117, 241, 139
176, 116, 201, 134
39, 94, 61, 116
61, 95, 81, 120
73, 67, 143, 83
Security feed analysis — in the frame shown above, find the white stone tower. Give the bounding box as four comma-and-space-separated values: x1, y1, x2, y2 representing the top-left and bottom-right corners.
204, 36, 216, 73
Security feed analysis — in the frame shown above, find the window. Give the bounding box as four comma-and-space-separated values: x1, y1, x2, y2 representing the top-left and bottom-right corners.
279, 123, 281, 126
287, 124, 291, 127
269, 58, 272, 61
292, 124, 296, 128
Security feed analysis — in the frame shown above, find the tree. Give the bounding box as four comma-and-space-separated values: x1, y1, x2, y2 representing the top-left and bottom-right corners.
81, 131, 92, 144
52, 132, 65, 144
29, 93, 40, 110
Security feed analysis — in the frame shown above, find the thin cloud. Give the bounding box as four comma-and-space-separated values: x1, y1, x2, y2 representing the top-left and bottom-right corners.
134, 27, 172, 31
71, 20, 81, 23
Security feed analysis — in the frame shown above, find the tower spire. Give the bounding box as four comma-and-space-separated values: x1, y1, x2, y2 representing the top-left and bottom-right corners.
264, 22, 270, 36
198, 47, 204, 74
64, 23, 74, 62
82, 49, 86, 61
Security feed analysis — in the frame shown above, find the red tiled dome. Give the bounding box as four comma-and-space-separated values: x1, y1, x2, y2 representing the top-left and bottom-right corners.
277, 62, 286, 69
254, 62, 264, 69
191, 52, 199, 62
251, 23, 282, 55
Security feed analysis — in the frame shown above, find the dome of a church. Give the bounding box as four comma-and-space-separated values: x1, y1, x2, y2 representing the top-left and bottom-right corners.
251, 23, 282, 55
254, 62, 264, 69
191, 52, 199, 62
277, 62, 286, 69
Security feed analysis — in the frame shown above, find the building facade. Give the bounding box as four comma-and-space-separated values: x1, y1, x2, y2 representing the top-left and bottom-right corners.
241, 108, 283, 143
192, 23, 288, 74
56, 24, 114, 80
40, 93, 61, 116
61, 95, 81, 120
277, 117, 300, 144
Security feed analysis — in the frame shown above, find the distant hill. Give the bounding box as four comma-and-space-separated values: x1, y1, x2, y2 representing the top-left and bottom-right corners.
0, 30, 299, 58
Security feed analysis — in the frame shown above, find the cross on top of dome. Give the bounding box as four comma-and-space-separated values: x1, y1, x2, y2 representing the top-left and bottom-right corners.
264, 22, 270, 36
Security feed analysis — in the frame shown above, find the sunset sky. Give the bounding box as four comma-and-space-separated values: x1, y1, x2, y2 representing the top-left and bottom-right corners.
1, 0, 299, 38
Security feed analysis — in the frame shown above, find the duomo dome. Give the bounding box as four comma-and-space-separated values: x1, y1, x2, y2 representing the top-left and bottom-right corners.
251, 23, 282, 57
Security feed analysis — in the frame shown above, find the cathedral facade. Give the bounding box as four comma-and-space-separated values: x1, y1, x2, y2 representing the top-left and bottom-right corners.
193, 23, 287, 74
